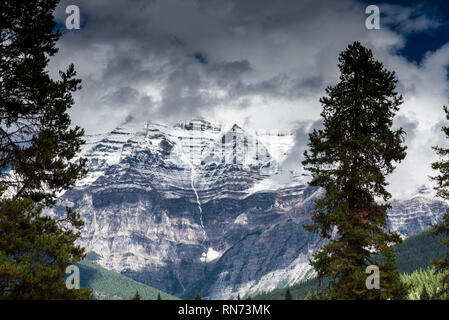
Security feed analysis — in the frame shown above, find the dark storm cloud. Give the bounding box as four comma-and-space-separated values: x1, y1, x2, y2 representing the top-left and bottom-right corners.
289, 76, 325, 98
158, 63, 206, 116
205, 60, 252, 81
47, 0, 449, 198
227, 74, 324, 101
51, 0, 367, 130
101, 86, 152, 109
49, 0, 445, 137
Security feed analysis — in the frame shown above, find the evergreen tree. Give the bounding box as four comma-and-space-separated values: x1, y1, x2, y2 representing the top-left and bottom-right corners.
246, 295, 252, 301
236, 293, 241, 300
429, 104, 449, 297
302, 41, 408, 300
285, 287, 293, 300
0, 198, 92, 299
401, 267, 448, 300
132, 290, 142, 300
0, 0, 90, 299
0, 0, 87, 204
304, 291, 323, 300
194, 292, 202, 300
157, 292, 161, 300
305, 290, 332, 300
419, 286, 430, 300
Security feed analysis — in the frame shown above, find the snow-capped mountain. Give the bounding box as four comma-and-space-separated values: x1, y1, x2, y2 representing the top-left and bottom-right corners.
49, 119, 448, 299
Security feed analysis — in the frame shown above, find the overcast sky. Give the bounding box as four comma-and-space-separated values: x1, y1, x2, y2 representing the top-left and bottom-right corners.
49, 0, 449, 199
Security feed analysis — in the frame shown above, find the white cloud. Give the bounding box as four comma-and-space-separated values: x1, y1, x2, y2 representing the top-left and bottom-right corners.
48, 0, 449, 198
380, 3, 443, 34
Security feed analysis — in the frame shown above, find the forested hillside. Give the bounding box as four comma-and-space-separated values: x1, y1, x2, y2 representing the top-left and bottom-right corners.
78, 259, 179, 300
254, 231, 447, 300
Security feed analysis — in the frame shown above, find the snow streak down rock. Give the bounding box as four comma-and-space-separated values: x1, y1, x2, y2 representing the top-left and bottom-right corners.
189, 162, 208, 262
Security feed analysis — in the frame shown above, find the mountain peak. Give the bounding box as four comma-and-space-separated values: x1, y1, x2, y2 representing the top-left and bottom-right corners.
174, 118, 222, 132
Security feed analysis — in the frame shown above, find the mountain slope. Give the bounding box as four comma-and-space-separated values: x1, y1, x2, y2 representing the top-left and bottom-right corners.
78, 259, 179, 300
48, 119, 448, 300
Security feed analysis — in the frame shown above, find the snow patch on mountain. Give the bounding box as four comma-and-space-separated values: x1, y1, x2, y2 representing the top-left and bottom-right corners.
201, 248, 222, 262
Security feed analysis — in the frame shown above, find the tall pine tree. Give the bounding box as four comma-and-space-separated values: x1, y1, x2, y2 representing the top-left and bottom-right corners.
429, 104, 449, 298
285, 287, 293, 300
302, 41, 408, 300
132, 290, 142, 300
0, 0, 87, 203
0, 0, 90, 299
0, 197, 92, 299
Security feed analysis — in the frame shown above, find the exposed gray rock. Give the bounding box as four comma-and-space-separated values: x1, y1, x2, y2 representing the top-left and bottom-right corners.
50, 120, 448, 299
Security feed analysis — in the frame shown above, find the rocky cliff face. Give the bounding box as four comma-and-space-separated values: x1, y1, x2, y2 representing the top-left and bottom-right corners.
49, 119, 448, 299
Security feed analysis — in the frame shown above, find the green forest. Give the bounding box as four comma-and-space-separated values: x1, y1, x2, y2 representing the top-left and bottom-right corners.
254, 231, 448, 300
